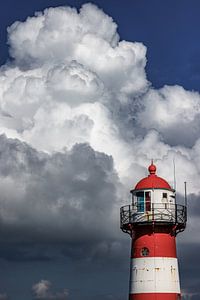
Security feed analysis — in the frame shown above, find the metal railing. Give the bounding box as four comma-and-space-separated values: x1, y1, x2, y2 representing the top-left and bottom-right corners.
120, 203, 187, 234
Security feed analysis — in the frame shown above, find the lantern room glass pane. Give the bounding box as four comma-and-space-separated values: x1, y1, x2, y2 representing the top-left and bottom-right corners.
136, 191, 144, 212
135, 191, 151, 213
145, 191, 151, 211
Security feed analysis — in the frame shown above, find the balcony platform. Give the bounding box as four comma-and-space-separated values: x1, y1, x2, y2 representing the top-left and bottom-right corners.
120, 203, 187, 235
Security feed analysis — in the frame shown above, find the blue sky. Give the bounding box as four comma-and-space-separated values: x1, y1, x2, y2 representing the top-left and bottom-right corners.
0, 1, 200, 300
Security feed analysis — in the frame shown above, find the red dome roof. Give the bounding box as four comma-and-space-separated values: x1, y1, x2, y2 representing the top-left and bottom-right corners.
134, 162, 172, 191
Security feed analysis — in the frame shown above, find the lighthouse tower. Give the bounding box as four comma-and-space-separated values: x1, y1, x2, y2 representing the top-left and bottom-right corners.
120, 162, 187, 300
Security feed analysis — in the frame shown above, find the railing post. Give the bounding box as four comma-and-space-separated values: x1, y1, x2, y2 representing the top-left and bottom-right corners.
185, 205, 187, 224
175, 203, 177, 224
152, 202, 154, 221
120, 207, 122, 228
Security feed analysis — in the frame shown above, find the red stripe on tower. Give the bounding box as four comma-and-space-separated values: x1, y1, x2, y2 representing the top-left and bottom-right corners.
129, 293, 181, 300
120, 162, 187, 300
132, 230, 177, 258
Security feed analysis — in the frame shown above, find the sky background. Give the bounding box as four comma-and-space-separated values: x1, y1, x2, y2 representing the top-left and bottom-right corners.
0, 1, 200, 299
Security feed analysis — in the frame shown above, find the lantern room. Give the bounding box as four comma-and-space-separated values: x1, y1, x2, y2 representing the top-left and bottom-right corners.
120, 162, 187, 235
131, 162, 175, 220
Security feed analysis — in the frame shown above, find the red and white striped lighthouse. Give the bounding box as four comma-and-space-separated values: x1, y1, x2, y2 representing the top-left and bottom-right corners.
120, 162, 187, 300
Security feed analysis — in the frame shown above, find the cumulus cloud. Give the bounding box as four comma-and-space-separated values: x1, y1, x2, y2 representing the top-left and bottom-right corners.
0, 2, 199, 196
0, 3, 148, 181
7, 4, 147, 95
32, 280, 68, 299
8, 4, 119, 66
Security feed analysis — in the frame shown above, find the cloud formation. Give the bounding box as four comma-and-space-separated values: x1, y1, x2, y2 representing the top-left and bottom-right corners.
0, 135, 120, 245
0, 2, 198, 194
32, 280, 68, 299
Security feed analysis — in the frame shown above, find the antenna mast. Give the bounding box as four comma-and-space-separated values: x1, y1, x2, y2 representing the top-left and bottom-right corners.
173, 158, 176, 191
184, 181, 187, 207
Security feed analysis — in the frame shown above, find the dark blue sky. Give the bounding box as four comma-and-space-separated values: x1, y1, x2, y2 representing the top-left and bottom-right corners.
1, 0, 200, 90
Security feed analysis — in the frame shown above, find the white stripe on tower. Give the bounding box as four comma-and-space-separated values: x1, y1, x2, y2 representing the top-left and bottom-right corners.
129, 257, 180, 294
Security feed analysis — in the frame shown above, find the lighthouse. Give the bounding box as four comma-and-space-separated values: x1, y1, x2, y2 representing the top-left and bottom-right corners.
120, 162, 187, 300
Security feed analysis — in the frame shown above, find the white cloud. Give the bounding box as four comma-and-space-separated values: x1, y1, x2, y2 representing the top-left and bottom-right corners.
7, 3, 148, 95
46, 61, 105, 106
32, 280, 69, 299
138, 85, 200, 146
7, 4, 119, 67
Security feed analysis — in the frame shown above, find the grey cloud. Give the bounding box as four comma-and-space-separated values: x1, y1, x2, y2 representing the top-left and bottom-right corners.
0, 134, 120, 244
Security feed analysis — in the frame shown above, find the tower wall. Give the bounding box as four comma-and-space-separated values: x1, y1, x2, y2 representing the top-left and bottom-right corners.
129, 227, 181, 300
